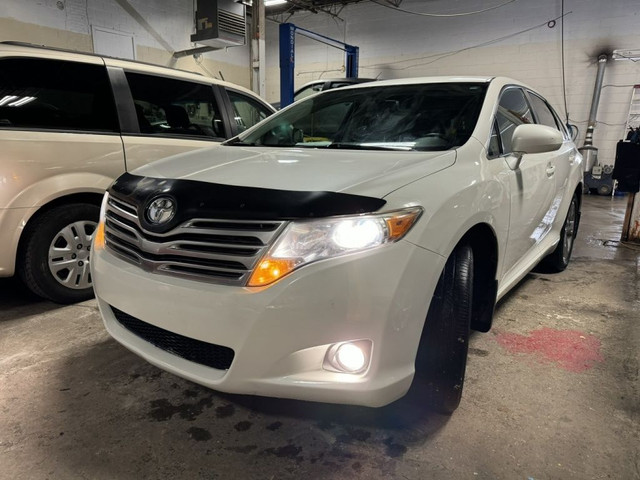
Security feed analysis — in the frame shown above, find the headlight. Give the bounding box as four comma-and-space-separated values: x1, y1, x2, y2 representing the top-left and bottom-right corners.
248, 206, 422, 287
93, 192, 109, 251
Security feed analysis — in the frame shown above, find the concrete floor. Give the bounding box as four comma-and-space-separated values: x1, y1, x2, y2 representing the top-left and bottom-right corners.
1, 195, 638, 480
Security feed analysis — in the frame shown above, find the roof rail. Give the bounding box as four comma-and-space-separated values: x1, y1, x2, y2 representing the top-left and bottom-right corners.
0, 41, 205, 76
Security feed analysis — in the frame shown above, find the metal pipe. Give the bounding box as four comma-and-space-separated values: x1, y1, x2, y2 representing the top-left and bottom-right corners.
251, 0, 266, 97
583, 54, 608, 148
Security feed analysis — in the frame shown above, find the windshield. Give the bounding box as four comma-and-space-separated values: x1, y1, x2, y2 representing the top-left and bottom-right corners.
227, 83, 487, 151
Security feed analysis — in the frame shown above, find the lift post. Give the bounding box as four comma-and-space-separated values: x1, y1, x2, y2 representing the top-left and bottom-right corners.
279, 23, 359, 108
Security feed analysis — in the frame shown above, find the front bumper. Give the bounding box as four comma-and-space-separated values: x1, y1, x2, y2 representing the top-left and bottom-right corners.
92, 240, 444, 407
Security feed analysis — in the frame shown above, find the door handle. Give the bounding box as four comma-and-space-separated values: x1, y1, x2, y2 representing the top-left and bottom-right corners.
546, 162, 556, 177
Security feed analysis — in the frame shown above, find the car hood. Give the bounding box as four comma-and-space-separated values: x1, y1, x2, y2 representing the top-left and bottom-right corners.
134, 145, 456, 199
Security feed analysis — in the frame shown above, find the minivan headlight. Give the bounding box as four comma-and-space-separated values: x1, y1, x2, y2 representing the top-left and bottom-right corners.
247, 207, 422, 287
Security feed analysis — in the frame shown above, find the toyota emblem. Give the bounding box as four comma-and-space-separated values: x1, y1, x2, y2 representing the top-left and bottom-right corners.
146, 197, 176, 225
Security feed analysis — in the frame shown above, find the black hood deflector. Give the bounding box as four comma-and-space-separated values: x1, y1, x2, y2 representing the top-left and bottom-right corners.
109, 173, 386, 234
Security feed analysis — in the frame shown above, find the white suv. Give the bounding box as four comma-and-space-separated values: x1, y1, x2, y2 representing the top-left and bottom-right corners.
92, 77, 582, 413
0, 42, 275, 303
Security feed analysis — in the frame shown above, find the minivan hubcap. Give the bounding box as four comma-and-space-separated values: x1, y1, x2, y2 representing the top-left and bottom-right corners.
48, 221, 97, 289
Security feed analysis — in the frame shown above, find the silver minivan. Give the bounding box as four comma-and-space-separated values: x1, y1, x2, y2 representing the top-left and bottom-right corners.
0, 42, 275, 303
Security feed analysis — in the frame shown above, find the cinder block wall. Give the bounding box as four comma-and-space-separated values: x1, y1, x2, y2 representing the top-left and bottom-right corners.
0, 0, 251, 87
265, 0, 640, 164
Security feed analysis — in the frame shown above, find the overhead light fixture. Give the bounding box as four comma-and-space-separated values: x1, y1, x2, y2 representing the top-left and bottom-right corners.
236, 0, 288, 5
612, 49, 640, 61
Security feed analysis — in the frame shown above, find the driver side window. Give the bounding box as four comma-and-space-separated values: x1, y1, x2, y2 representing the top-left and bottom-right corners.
492, 88, 533, 155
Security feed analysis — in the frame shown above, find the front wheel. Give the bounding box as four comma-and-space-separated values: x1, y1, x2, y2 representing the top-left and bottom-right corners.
19, 203, 99, 304
415, 244, 473, 414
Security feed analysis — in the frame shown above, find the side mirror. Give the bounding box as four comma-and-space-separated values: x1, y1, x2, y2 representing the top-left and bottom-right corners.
512, 124, 563, 154
506, 124, 564, 170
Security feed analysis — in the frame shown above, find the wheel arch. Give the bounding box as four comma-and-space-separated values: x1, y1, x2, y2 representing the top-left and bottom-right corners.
457, 223, 499, 332
16, 192, 105, 269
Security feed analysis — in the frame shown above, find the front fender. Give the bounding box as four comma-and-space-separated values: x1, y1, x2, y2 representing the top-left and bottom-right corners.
384, 149, 510, 276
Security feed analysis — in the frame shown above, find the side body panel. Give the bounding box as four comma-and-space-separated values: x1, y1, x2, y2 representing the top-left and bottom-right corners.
0, 131, 124, 275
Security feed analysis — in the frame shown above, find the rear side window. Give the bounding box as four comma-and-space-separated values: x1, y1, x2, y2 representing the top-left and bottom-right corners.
125, 72, 225, 139
227, 90, 272, 133
0, 58, 118, 132
528, 93, 560, 130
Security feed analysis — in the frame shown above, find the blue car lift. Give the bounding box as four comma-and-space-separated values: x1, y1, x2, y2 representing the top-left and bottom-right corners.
279, 23, 359, 108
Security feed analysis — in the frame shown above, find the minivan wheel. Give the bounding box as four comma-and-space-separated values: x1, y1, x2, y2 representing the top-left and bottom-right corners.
540, 194, 579, 273
19, 203, 99, 304
415, 244, 473, 414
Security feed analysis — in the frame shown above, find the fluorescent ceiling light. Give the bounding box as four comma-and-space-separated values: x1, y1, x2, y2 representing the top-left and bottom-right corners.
612, 49, 640, 61
236, 0, 287, 5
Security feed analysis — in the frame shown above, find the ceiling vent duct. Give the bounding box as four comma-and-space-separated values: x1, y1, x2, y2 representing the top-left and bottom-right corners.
191, 0, 246, 49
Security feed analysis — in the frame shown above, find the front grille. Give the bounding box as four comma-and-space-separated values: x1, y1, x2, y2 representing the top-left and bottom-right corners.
103, 195, 287, 285
111, 306, 235, 370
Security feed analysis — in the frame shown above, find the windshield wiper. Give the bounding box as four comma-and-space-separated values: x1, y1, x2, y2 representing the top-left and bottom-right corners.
326, 143, 411, 151
224, 138, 257, 146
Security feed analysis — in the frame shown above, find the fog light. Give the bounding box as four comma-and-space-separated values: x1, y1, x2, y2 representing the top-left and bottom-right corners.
336, 344, 366, 372
324, 340, 372, 374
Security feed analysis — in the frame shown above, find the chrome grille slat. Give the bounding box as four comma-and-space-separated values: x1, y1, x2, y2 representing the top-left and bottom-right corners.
107, 197, 139, 224
104, 195, 287, 285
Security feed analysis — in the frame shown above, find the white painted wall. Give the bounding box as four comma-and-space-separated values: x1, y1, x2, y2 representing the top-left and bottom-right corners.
0, 0, 251, 85
265, 0, 640, 164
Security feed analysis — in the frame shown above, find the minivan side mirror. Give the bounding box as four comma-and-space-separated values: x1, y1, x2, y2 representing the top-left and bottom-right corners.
506, 124, 564, 170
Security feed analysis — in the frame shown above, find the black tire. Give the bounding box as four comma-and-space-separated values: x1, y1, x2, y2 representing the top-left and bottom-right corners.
539, 194, 579, 273
415, 244, 473, 414
19, 203, 99, 304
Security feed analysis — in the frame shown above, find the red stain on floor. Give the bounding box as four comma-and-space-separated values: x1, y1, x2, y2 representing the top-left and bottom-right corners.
495, 328, 604, 372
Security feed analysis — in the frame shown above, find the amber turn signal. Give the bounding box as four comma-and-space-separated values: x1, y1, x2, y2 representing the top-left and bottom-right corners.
385, 211, 420, 239
247, 258, 297, 287
94, 220, 106, 251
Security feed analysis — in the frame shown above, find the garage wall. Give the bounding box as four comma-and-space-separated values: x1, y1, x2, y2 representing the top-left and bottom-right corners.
0, 0, 251, 87
265, 0, 640, 165
2, 0, 639, 164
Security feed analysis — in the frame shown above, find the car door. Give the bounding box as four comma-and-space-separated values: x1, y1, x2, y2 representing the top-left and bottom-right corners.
0, 56, 126, 207
494, 87, 556, 275
526, 91, 575, 196
108, 67, 230, 172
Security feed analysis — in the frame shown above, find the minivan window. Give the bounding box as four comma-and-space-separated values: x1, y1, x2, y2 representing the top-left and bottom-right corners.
229, 83, 488, 151
227, 90, 272, 133
0, 58, 118, 132
125, 72, 225, 139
